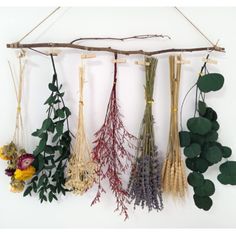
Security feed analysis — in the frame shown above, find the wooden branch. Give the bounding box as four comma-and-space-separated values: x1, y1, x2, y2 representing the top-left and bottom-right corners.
6, 42, 225, 56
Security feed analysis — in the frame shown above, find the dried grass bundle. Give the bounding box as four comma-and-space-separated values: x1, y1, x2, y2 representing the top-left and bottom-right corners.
127, 57, 163, 211
65, 64, 96, 195
162, 55, 187, 198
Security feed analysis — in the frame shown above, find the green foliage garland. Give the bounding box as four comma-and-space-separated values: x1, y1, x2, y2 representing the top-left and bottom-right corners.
23, 55, 72, 202
180, 55, 235, 210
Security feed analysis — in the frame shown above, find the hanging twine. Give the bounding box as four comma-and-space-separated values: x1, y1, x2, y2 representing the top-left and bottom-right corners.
162, 55, 187, 198
65, 61, 96, 195
9, 51, 26, 147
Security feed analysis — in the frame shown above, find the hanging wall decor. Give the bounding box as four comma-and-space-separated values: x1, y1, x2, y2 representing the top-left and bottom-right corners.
127, 57, 163, 212
91, 53, 137, 220
179, 54, 235, 210
23, 55, 72, 202
65, 59, 96, 195
0, 51, 36, 193
162, 55, 187, 198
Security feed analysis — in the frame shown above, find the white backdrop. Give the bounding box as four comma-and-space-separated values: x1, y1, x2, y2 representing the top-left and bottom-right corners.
0, 7, 236, 228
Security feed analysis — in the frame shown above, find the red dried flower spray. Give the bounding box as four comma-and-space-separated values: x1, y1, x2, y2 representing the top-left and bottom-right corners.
91, 53, 136, 220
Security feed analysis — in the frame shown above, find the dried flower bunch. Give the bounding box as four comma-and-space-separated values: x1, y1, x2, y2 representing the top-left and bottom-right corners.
24, 55, 72, 202
0, 142, 35, 192
162, 55, 187, 198
0, 51, 35, 193
127, 57, 163, 211
180, 54, 235, 210
65, 64, 96, 194
91, 53, 136, 220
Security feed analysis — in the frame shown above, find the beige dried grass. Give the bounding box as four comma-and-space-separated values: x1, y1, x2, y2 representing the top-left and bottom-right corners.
162, 55, 187, 198
65, 64, 96, 195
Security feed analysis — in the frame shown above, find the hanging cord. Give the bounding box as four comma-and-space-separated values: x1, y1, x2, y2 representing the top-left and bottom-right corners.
175, 7, 215, 47
8, 51, 26, 147
17, 7, 61, 44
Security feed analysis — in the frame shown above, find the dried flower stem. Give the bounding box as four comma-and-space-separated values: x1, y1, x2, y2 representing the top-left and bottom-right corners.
65, 62, 96, 194
91, 53, 136, 220
162, 55, 187, 198
127, 57, 163, 211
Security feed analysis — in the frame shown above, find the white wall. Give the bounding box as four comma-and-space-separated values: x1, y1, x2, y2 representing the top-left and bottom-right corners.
0, 7, 236, 228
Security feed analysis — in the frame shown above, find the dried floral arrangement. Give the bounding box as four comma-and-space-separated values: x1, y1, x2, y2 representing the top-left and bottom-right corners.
162, 55, 187, 198
179, 54, 235, 210
0, 51, 35, 193
91, 53, 136, 220
127, 57, 163, 211
23, 55, 72, 202
65, 63, 96, 194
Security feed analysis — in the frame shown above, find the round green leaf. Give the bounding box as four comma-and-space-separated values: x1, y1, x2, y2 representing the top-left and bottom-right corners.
205, 146, 222, 164
194, 179, 215, 196
190, 133, 205, 146
204, 107, 218, 121
187, 117, 212, 135
222, 146, 232, 158
217, 173, 232, 185
179, 131, 191, 147
187, 172, 204, 187
197, 73, 224, 93
211, 121, 220, 131
205, 131, 218, 142
186, 158, 198, 171
198, 101, 207, 116
219, 161, 236, 175
184, 143, 201, 158
193, 194, 213, 211
195, 158, 209, 173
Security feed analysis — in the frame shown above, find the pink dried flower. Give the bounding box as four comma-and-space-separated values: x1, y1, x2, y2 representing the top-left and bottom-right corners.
17, 154, 34, 170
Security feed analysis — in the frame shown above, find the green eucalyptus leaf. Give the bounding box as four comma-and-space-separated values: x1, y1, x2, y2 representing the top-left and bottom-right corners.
190, 133, 205, 146
205, 131, 218, 142
195, 158, 209, 173
179, 131, 191, 147
56, 121, 64, 136
205, 146, 222, 164
48, 83, 58, 92
187, 172, 204, 187
219, 161, 236, 175
23, 186, 32, 197
197, 73, 224, 93
198, 101, 207, 116
194, 179, 215, 197
187, 117, 212, 135
193, 194, 213, 211
204, 107, 218, 121
211, 121, 220, 131
221, 146, 232, 158
186, 158, 198, 171
184, 143, 201, 158
42, 118, 53, 131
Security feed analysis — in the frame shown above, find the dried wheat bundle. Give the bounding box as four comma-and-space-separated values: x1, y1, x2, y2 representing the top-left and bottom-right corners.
65, 65, 96, 195
162, 55, 187, 198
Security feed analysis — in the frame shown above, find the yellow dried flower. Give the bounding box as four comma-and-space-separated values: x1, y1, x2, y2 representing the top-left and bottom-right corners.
14, 166, 36, 181
10, 179, 25, 193
0, 147, 12, 160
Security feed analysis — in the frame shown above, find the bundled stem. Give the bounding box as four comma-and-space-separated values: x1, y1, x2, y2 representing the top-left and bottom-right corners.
91, 53, 136, 220
162, 55, 187, 198
127, 57, 163, 211
65, 63, 96, 194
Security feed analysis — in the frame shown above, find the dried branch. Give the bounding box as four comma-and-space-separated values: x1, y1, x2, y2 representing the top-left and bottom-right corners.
7, 42, 225, 56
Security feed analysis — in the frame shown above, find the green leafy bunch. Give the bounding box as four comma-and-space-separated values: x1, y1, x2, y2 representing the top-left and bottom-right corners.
24, 55, 72, 203
180, 57, 235, 211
